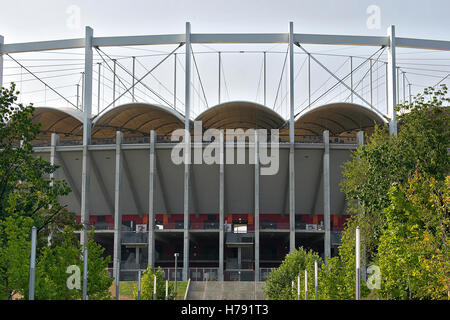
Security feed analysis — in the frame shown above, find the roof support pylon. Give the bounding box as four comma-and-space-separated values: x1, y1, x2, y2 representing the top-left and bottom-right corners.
289, 22, 296, 252
387, 25, 398, 136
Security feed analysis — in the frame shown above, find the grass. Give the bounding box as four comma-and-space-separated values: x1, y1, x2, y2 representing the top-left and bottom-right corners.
114, 281, 188, 300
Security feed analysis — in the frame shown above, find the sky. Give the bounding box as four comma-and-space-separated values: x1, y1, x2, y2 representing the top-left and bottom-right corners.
2, 0, 450, 41
1, 0, 449, 118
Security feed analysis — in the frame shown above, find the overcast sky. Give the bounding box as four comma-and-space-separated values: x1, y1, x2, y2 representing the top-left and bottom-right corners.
1, 1, 449, 117
2, 0, 449, 43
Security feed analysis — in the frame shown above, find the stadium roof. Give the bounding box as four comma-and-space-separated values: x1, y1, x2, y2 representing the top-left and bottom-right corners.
195, 101, 286, 130
92, 103, 186, 138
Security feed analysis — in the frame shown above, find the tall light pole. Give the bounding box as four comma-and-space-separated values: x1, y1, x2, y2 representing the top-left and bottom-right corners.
174, 252, 179, 297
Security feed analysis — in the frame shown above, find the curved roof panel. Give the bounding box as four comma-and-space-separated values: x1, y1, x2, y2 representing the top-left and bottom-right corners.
195, 101, 285, 130
92, 103, 186, 138
291, 102, 387, 137
32, 106, 84, 139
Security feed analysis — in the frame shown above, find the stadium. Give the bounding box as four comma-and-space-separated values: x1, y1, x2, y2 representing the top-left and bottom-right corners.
31, 100, 384, 282
2, 21, 448, 285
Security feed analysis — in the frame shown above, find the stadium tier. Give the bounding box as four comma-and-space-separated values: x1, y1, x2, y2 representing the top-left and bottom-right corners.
30, 100, 385, 281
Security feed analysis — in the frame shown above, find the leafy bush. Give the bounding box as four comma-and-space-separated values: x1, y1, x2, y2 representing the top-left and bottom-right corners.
133, 266, 176, 300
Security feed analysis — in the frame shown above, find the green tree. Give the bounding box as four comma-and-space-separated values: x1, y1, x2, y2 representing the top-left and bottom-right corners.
0, 215, 34, 300
263, 247, 322, 300
341, 85, 449, 262
36, 229, 113, 300
0, 84, 112, 299
134, 266, 175, 300
336, 84, 449, 299
377, 174, 449, 299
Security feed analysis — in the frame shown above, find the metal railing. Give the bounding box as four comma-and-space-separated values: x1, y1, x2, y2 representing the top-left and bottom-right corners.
121, 231, 148, 244
90, 221, 114, 230
159, 268, 183, 281
224, 270, 255, 281
259, 268, 273, 281
225, 232, 255, 244
190, 222, 219, 230
189, 268, 219, 281
155, 222, 184, 230
295, 222, 324, 231
260, 221, 289, 230
30, 134, 358, 147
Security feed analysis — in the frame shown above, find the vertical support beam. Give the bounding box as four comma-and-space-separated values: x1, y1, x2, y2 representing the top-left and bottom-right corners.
113, 131, 123, 285
409, 83, 412, 103
137, 270, 142, 300
304, 269, 308, 300
356, 130, 366, 282
48, 133, 60, 245
355, 226, 361, 300
50, 133, 60, 182
218, 130, 224, 281
323, 130, 331, 259
387, 25, 398, 136
183, 21, 192, 282
28, 226, 37, 300
254, 131, 260, 281
314, 260, 318, 300
402, 71, 406, 103
148, 130, 156, 268
0, 35, 4, 88
357, 130, 364, 147
80, 26, 93, 245
218, 51, 221, 104
82, 246, 88, 300
288, 21, 296, 252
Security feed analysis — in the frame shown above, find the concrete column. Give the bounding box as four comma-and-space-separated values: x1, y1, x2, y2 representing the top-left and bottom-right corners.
356, 131, 366, 281
183, 22, 192, 281
323, 130, 331, 259
80, 26, 93, 245
113, 131, 123, 282
219, 130, 224, 281
80, 145, 90, 245
148, 130, 156, 268
48, 133, 60, 245
387, 25, 398, 136
288, 22, 296, 252
50, 133, 60, 183
356, 130, 364, 147
254, 132, 260, 281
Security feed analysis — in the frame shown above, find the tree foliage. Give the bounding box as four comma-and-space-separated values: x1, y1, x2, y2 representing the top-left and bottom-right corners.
263, 247, 322, 300
0, 84, 112, 299
377, 174, 449, 299
337, 84, 449, 299
134, 266, 176, 300
267, 85, 449, 300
